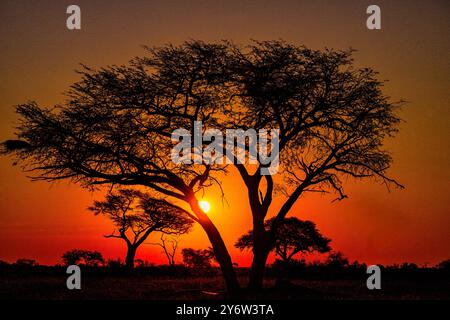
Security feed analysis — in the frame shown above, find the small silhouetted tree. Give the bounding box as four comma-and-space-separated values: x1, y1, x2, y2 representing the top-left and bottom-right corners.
326, 251, 349, 268
150, 234, 181, 266
236, 217, 331, 265
62, 249, 104, 266
85, 251, 104, 267
436, 259, 450, 270
62, 250, 83, 265
182, 248, 215, 269
89, 189, 193, 269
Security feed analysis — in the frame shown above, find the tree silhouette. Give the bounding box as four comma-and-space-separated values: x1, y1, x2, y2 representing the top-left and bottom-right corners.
149, 234, 181, 266
14, 258, 38, 267
1, 40, 403, 292
1, 41, 240, 293
235, 217, 331, 264
89, 189, 193, 269
62, 249, 104, 266
436, 259, 450, 270
326, 251, 349, 268
181, 248, 215, 269
224, 41, 403, 289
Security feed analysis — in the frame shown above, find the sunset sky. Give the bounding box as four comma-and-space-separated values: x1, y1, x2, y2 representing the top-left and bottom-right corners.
0, 0, 449, 267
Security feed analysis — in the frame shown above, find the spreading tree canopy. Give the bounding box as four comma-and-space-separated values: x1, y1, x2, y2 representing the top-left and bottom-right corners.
2, 40, 403, 292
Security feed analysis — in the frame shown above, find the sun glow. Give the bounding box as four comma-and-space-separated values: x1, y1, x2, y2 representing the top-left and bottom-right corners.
198, 200, 211, 213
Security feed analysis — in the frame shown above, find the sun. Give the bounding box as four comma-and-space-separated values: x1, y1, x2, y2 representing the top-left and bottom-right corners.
198, 200, 211, 213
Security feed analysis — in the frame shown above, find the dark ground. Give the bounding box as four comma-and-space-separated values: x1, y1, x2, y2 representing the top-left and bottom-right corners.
0, 266, 448, 300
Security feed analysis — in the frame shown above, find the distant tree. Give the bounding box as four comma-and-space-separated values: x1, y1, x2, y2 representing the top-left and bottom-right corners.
84, 251, 105, 267
106, 258, 124, 269
399, 262, 419, 270
150, 234, 181, 266
62, 249, 104, 266
182, 248, 215, 269
236, 217, 331, 264
349, 260, 366, 270
436, 259, 450, 270
89, 189, 193, 269
15, 258, 38, 266
326, 251, 349, 268
62, 250, 81, 265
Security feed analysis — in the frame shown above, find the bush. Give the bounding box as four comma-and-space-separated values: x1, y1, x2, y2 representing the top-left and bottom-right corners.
15, 258, 38, 266
62, 249, 104, 266
182, 248, 215, 269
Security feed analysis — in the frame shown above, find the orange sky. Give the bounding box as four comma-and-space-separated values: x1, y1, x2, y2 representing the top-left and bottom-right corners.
0, 0, 449, 266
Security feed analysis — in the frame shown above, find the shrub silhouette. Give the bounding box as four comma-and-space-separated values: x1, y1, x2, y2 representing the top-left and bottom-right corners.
62, 249, 104, 266
182, 248, 215, 269
14, 258, 38, 266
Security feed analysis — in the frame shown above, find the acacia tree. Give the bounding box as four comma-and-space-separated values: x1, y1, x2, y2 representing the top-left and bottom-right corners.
1, 41, 241, 293
89, 189, 193, 269
224, 41, 403, 289
1, 40, 403, 292
235, 217, 331, 264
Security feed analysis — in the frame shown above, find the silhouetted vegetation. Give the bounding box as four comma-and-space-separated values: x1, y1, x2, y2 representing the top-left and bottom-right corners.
1, 40, 405, 294
149, 234, 182, 266
61, 249, 104, 266
89, 189, 193, 269
0, 253, 448, 300
182, 248, 216, 269
236, 217, 331, 264
326, 251, 349, 268
14, 258, 38, 267
437, 259, 450, 270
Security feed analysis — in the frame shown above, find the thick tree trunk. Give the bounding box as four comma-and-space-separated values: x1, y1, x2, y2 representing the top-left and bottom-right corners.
248, 218, 272, 290
125, 245, 137, 269
275, 258, 292, 287
190, 200, 240, 294
248, 247, 271, 290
